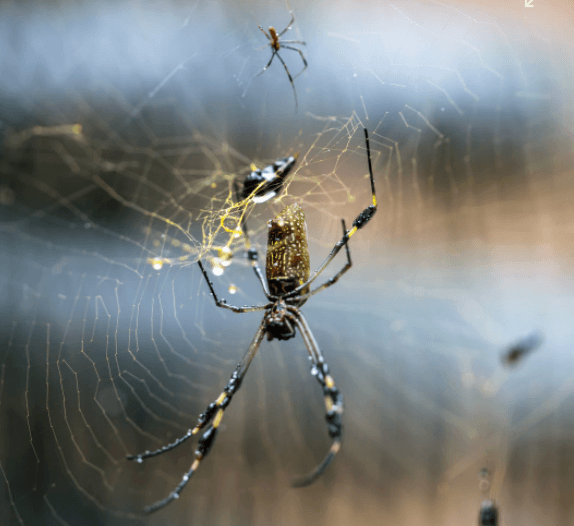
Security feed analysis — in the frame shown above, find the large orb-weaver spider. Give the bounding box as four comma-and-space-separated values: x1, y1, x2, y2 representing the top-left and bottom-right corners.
127, 129, 377, 514
255, 12, 308, 113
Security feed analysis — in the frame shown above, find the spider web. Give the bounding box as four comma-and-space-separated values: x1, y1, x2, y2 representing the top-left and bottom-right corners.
1, 1, 574, 525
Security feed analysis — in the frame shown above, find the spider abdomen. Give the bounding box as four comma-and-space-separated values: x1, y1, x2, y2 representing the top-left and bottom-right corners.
266, 204, 310, 299
268, 27, 280, 50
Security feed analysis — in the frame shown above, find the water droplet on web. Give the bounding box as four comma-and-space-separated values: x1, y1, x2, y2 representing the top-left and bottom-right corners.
228, 284, 237, 294
148, 258, 164, 270
136, 458, 142, 464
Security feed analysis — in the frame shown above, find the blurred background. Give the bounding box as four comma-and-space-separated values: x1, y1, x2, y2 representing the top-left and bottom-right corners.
1, 0, 573, 525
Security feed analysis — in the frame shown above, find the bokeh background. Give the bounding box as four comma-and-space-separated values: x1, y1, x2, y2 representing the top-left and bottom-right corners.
1, 0, 573, 525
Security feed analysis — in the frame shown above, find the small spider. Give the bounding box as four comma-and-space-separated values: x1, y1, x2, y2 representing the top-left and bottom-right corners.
255, 12, 308, 113
127, 129, 377, 514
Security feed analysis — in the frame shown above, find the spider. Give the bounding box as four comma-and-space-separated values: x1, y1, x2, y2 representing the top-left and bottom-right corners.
127, 128, 377, 514
255, 12, 308, 113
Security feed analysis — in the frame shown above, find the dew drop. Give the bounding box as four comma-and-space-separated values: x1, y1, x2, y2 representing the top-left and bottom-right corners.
149, 258, 163, 270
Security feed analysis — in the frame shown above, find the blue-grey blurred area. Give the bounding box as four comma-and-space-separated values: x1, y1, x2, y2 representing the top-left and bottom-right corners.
1, 1, 574, 525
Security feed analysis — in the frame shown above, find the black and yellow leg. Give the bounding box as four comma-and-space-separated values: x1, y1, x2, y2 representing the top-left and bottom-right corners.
142, 400, 230, 513
285, 128, 377, 300
129, 322, 266, 514
290, 313, 343, 487
291, 360, 344, 488
296, 218, 352, 302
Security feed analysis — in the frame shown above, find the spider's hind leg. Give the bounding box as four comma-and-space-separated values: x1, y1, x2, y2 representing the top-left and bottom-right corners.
281, 45, 308, 79
254, 50, 276, 77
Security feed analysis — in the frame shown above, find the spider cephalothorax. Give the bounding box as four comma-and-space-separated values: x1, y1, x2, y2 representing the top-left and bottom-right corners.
127, 129, 377, 514
264, 299, 296, 341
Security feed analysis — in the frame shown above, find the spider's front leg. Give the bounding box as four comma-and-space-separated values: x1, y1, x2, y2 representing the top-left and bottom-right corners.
290, 312, 344, 487
126, 369, 240, 514
291, 359, 343, 488
128, 322, 266, 514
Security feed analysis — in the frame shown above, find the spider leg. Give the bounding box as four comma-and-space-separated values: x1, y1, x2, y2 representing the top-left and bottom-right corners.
258, 25, 272, 40
277, 40, 306, 45
289, 312, 343, 487
278, 12, 295, 37
127, 431, 194, 463
247, 246, 274, 299
254, 50, 276, 78
198, 260, 270, 312
281, 45, 308, 79
285, 128, 377, 298
275, 51, 298, 113
295, 219, 352, 303
138, 321, 267, 514
232, 181, 274, 300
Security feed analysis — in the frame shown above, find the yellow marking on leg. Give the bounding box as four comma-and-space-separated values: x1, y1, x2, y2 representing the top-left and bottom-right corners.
213, 408, 225, 428
216, 392, 227, 405
331, 441, 341, 454
347, 226, 358, 238
373, 194, 377, 207
325, 375, 335, 389
325, 396, 333, 411
191, 458, 200, 470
